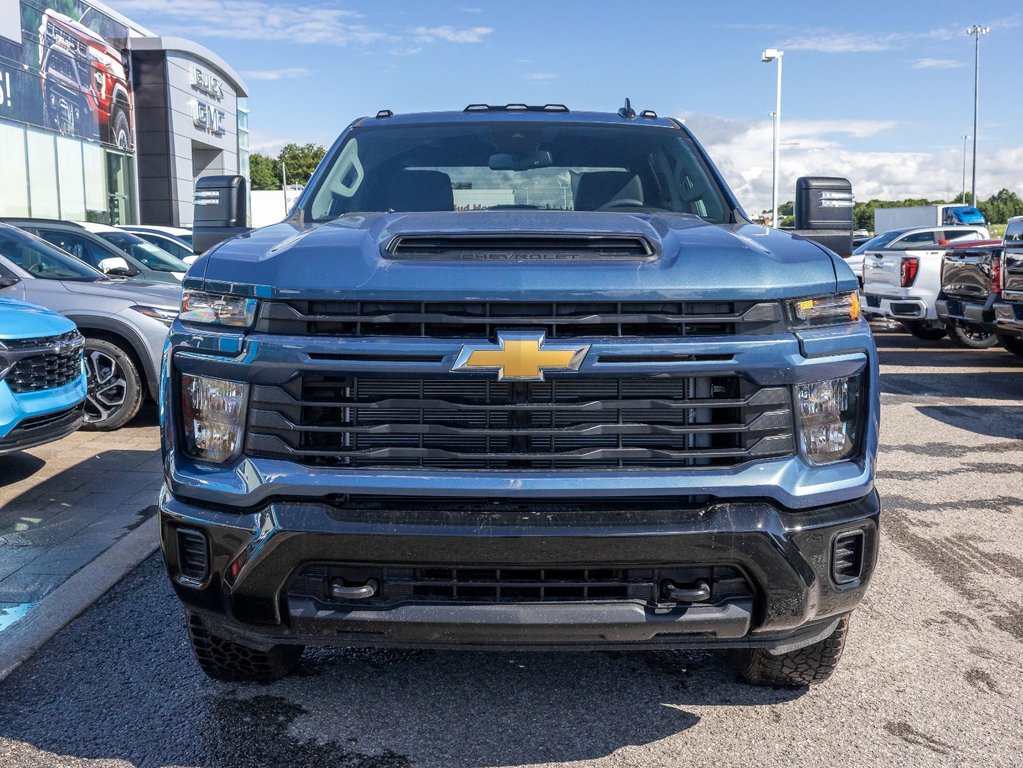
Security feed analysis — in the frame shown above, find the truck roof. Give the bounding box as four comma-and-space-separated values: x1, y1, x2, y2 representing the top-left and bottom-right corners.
351, 105, 680, 130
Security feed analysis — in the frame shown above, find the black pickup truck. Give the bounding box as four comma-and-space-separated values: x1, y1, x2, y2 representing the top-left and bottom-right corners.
937, 216, 1023, 357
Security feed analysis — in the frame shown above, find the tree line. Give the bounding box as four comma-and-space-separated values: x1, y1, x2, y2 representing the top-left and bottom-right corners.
249, 144, 328, 190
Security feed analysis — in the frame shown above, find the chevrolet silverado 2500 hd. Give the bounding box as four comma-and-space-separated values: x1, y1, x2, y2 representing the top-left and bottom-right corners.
161, 105, 880, 686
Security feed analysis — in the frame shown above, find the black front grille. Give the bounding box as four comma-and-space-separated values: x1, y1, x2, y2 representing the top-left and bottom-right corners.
289, 563, 752, 608
2, 331, 83, 394
246, 375, 796, 470
254, 300, 784, 339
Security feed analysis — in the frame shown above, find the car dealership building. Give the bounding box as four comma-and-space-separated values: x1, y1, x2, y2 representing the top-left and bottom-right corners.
0, 0, 249, 227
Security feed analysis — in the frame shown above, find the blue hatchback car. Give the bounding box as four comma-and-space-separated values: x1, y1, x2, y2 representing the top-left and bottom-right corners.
0, 297, 87, 454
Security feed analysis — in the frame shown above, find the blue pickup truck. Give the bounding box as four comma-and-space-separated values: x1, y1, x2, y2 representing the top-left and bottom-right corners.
160, 105, 880, 686
0, 297, 86, 454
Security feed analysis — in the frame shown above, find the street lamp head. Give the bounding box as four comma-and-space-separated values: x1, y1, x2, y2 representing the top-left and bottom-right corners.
761, 48, 783, 62
965, 25, 989, 36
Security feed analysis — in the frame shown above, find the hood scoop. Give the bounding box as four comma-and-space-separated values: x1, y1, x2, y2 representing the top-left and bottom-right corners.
383, 232, 657, 261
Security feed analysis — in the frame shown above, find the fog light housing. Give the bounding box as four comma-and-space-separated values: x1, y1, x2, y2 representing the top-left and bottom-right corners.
181, 373, 248, 463
795, 374, 862, 465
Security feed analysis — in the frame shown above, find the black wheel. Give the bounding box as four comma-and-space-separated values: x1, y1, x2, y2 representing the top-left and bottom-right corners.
186, 611, 303, 683
82, 338, 142, 431
998, 334, 1023, 357
732, 615, 849, 687
903, 321, 947, 341
946, 323, 998, 349
110, 106, 130, 150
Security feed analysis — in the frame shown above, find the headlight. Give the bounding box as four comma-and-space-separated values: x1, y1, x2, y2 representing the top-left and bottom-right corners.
130, 304, 178, 327
795, 374, 863, 465
180, 374, 248, 463
787, 292, 860, 327
180, 290, 257, 328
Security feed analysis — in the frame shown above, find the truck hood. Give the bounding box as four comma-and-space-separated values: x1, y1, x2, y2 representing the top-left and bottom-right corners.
196, 212, 844, 301
0, 297, 76, 340
62, 279, 183, 307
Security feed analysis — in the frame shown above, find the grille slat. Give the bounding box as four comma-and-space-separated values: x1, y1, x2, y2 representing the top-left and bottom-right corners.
1, 331, 84, 394
246, 375, 795, 470
254, 300, 785, 338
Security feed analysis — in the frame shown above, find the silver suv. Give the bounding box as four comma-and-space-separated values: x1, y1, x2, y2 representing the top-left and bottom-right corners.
0, 223, 180, 430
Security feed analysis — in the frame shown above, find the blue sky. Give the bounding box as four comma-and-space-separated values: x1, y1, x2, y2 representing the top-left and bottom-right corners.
114, 0, 1023, 212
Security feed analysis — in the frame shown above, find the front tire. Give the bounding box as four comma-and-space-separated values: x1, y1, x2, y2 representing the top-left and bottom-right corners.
998, 334, 1023, 357
186, 611, 303, 683
732, 615, 849, 687
82, 338, 142, 431
903, 321, 947, 341
946, 323, 998, 349
110, 106, 130, 150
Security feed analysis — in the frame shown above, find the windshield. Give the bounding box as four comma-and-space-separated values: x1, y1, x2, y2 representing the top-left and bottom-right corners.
853, 231, 902, 254
0, 227, 103, 281
306, 122, 731, 223
101, 232, 189, 272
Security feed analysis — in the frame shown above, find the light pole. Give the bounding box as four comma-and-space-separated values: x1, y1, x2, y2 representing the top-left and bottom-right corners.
762, 48, 784, 228
966, 24, 988, 205
960, 134, 970, 203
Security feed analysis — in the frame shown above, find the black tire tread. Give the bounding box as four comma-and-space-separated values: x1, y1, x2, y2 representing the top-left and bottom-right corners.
186, 611, 303, 683
998, 334, 1023, 357
947, 323, 998, 349
904, 322, 947, 341
734, 615, 849, 687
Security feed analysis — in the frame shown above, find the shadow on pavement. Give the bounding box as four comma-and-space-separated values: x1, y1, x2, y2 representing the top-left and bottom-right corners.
0, 453, 45, 487
0, 557, 806, 768
917, 405, 1023, 440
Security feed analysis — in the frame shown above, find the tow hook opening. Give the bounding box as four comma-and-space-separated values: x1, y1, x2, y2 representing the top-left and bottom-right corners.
662, 579, 711, 603
330, 578, 379, 600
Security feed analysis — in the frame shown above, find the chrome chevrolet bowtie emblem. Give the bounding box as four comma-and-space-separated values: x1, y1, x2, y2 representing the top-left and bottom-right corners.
452, 332, 590, 381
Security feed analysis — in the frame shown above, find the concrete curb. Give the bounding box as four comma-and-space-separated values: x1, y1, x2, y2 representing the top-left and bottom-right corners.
0, 515, 159, 683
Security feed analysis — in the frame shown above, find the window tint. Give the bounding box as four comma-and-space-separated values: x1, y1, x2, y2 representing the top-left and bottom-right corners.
0, 228, 102, 281
890, 232, 937, 249
36, 230, 113, 269
101, 233, 188, 272
943, 229, 983, 242
306, 122, 730, 223
137, 233, 190, 260
1003, 221, 1023, 242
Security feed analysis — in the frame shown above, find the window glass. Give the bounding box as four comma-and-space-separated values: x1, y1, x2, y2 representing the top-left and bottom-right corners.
83, 143, 109, 216
0, 124, 29, 217
56, 137, 86, 220
307, 123, 730, 223
36, 230, 113, 270
0, 228, 103, 281
1004, 221, 1023, 242
26, 130, 59, 218
100, 232, 188, 272
138, 234, 190, 260
890, 232, 937, 249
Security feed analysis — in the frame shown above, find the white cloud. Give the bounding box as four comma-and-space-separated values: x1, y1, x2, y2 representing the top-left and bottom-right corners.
912, 58, 964, 70
241, 67, 312, 81
682, 113, 1023, 214
525, 73, 558, 81
411, 25, 493, 43
780, 33, 891, 53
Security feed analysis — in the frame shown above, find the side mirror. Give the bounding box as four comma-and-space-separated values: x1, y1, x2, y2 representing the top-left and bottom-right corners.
98, 256, 133, 276
193, 174, 250, 254
792, 176, 854, 257
0, 275, 20, 289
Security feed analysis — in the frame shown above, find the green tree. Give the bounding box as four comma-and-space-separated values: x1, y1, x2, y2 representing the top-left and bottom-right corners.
977, 188, 1023, 225
278, 143, 327, 186
249, 152, 281, 190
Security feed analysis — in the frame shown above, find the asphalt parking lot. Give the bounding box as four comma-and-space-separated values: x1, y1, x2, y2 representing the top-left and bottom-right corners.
0, 325, 1021, 768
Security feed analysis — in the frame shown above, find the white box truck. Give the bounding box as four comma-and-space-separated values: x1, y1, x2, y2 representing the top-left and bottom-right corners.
874, 205, 986, 234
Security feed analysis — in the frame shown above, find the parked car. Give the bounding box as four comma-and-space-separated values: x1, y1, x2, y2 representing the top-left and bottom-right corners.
162, 104, 880, 686
0, 296, 87, 454
119, 226, 196, 265
861, 225, 993, 345
0, 223, 180, 430
936, 216, 1023, 357
2, 219, 186, 284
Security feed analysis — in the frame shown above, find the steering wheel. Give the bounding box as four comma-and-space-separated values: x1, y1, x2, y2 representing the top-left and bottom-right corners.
597, 198, 645, 211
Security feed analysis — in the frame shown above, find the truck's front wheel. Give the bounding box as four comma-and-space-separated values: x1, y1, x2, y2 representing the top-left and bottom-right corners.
732, 615, 849, 687
186, 611, 303, 683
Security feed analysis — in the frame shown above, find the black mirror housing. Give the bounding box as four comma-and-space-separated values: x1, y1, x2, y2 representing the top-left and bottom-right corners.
193, 175, 251, 254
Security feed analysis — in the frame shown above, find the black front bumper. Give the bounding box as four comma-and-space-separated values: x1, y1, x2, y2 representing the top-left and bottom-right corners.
160, 489, 880, 653
0, 404, 84, 455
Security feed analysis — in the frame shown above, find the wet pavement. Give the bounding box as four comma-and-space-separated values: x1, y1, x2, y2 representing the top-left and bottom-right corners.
0, 405, 161, 638
0, 327, 1021, 767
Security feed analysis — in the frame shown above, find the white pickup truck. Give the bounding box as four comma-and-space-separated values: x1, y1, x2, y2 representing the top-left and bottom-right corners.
861, 224, 995, 346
